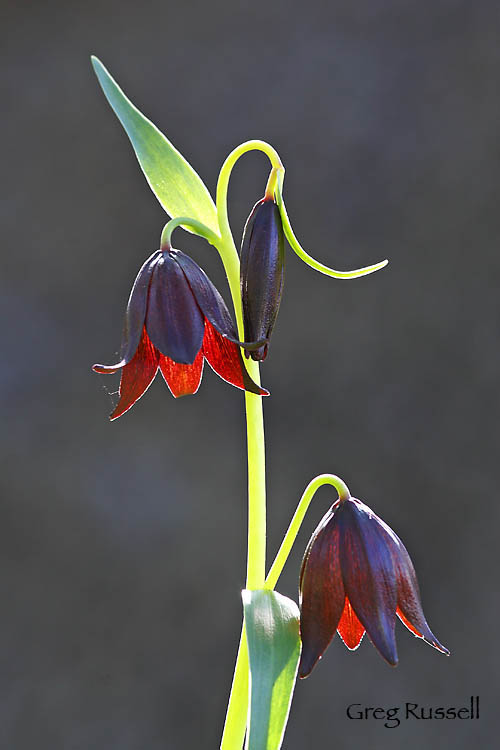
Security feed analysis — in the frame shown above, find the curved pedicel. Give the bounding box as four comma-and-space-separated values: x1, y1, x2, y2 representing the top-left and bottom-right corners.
274, 171, 388, 279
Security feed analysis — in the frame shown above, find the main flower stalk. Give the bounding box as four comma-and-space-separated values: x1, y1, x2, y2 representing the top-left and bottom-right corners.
215, 142, 284, 749
215, 231, 267, 591
216, 239, 265, 750
216, 140, 283, 593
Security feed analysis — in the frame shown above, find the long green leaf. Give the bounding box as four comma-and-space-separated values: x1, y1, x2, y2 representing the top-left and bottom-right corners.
243, 589, 301, 750
91, 56, 219, 235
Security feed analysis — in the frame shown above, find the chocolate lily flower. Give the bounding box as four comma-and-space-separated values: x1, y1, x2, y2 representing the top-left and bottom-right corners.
299, 496, 448, 677
93, 248, 268, 420
240, 197, 285, 361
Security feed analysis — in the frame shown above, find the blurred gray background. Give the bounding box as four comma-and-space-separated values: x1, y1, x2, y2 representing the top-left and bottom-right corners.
1, 0, 499, 747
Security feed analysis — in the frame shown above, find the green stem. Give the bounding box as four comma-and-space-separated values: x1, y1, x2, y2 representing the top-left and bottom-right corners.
219, 342, 264, 750
215, 139, 285, 589
214, 232, 267, 592
244, 378, 266, 588
264, 167, 280, 200
160, 216, 221, 250
217, 141, 282, 750
217, 140, 284, 243
265, 474, 350, 591
219, 625, 249, 750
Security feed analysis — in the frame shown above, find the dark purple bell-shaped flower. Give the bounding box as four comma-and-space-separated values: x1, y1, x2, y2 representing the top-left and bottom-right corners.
93, 248, 268, 419
299, 496, 449, 677
240, 197, 285, 361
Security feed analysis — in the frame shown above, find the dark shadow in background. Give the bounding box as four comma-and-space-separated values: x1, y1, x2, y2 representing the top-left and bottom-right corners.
1, 0, 499, 748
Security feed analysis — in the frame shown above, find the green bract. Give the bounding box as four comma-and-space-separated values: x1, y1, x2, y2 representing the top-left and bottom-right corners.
91, 57, 219, 235
243, 589, 301, 750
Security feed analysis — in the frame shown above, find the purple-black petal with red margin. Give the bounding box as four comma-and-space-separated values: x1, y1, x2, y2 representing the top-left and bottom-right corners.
390, 533, 449, 655
146, 253, 204, 364
109, 327, 159, 420
336, 498, 399, 666
298, 506, 345, 678
202, 322, 268, 396
354, 508, 449, 656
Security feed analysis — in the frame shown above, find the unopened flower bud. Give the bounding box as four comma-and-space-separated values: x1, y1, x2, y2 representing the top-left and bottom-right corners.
240, 197, 285, 361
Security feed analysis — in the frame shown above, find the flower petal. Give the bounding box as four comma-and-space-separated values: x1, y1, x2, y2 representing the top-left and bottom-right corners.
298, 510, 345, 678
159, 348, 204, 397
174, 251, 235, 334
146, 253, 204, 364
337, 597, 366, 650
93, 250, 161, 372
175, 250, 266, 352
109, 327, 159, 420
337, 499, 398, 666
93, 362, 121, 375
390, 538, 449, 655
202, 322, 269, 396
363, 512, 449, 657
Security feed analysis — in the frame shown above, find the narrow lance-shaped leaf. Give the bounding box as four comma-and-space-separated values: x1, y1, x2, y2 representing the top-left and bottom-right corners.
91, 56, 219, 235
243, 589, 301, 750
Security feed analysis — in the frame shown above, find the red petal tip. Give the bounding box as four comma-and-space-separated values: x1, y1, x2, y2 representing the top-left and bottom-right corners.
337, 598, 366, 651
159, 351, 204, 398
107, 328, 159, 419
396, 608, 450, 655
93, 363, 120, 374
256, 386, 270, 397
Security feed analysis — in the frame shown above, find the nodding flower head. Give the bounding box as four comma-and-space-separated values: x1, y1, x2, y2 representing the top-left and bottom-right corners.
93, 247, 268, 419
240, 197, 285, 361
298, 496, 449, 677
